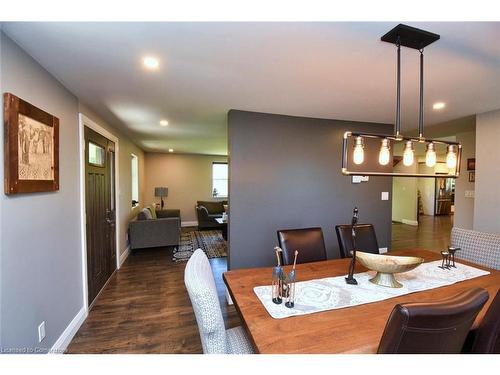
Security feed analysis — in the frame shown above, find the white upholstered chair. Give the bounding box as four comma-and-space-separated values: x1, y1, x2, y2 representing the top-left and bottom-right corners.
184, 249, 254, 354
451, 227, 500, 270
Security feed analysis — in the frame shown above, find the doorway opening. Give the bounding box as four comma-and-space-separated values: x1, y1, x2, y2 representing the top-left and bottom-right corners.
392, 157, 455, 251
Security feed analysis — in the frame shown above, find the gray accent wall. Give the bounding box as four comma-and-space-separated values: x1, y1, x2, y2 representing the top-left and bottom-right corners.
0, 32, 82, 352
0, 32, 146, 352
228, 110, 393, 270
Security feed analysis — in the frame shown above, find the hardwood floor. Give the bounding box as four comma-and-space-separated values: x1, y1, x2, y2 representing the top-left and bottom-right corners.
68, 216, 452, 353
391, 215, 453, 253
67, 246, 240, 354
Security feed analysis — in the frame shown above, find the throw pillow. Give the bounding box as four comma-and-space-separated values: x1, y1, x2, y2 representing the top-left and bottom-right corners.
142, 208, 153, 220
148, 205, 157, 219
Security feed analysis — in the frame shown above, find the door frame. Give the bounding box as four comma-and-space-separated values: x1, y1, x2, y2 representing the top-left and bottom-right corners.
79, 113, 120, 312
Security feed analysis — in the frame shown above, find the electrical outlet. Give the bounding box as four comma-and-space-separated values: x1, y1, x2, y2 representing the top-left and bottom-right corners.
381, 192, 389, 200
38, 321, 46, 342
379, 247, 388, 254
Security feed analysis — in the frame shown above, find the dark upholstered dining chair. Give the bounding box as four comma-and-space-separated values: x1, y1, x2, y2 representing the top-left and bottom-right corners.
469, 290, 500, 354
277, 227, 327, 265
377, 288, 489, 354
335, 224, 379, 258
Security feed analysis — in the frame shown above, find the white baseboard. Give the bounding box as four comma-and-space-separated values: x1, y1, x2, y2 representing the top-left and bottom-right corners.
226, 287, 234, 305
402, 219, 419, 226
119, 245, 131, 267
49, 306, 87, 354
182, 221, 198, 227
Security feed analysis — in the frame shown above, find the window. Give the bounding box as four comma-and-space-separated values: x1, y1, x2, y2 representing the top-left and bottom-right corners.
212, 162, 228, 198
88, 142, 105, 167
131, 154, 139, 208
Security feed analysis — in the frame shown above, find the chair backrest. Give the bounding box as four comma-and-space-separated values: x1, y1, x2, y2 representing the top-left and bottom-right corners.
471, 290, 500, 353
277, 227, 327, 265
451, 227, 500, 270
377, 288, 489, 354
335, 224, 379, 258
184, 249, 227, 353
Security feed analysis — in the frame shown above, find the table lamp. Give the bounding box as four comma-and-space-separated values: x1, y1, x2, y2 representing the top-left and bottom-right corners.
154, 187, 168, 209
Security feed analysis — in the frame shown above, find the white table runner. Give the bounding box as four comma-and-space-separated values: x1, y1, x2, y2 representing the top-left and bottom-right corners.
253, 260, 490, 319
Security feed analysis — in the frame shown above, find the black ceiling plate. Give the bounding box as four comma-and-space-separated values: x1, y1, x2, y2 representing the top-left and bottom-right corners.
381, 24, 440, 50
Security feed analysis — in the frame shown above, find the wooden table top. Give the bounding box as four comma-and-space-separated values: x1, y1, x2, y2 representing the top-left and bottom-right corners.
223, 249, 500, 354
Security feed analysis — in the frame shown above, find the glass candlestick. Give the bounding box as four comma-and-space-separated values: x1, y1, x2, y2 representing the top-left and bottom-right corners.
272, 266, 283, 304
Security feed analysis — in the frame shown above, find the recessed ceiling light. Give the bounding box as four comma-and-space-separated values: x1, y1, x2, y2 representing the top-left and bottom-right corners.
143, 56, 159, 70
168, 148, 174, 153
433, 102, 446, 110
160, 120, 169, 126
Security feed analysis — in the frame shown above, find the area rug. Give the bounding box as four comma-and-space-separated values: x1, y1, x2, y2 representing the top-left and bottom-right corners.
173, 230, 227, 262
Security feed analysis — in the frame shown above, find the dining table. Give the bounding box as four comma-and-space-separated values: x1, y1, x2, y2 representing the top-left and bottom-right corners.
223, 249, 500, 354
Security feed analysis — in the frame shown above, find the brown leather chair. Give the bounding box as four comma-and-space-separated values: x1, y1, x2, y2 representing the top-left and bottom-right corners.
377, 288, 489, 354
277, 227, 327, 265
470, 290, 500, 353
335, 224, 379, 258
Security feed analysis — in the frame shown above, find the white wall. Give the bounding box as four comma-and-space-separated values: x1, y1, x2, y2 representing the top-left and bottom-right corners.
417, 165, 435, 216
144, 153, 228, 223
454, 130, 475, 229
474, 109, 500, 234
392, 162, 418, 224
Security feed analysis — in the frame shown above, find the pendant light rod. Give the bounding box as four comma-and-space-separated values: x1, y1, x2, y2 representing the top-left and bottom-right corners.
395, 40, 401, 138
418, 49, 424, 139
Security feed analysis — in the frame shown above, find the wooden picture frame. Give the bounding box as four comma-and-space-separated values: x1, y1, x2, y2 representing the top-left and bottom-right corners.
469, 171, 475, 183
467, 158, 475, 171
4, 93, 59, 194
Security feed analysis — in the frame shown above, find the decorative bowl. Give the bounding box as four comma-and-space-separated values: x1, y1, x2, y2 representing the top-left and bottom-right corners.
355, 251, 425, 288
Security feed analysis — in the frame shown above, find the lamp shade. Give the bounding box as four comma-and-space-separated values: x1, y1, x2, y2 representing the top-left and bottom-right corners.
154, 187, 168, 197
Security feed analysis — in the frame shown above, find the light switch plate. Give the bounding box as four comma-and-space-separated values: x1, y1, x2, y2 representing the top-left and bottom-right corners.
465, 190, 475, 198
352, 176, 369, 184
381, 192, 389, 200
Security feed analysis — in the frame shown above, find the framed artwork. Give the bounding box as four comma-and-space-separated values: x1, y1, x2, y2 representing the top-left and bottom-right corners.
3, 93, 59, 194
467, 158, 475, 171
469, 172, 475, 183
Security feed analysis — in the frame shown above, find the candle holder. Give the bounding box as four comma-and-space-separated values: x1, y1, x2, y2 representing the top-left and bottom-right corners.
439, 250, 450, 270
447, 246, 460, 268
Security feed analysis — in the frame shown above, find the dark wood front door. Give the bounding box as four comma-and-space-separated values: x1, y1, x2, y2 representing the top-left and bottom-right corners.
85, 126, 116, 306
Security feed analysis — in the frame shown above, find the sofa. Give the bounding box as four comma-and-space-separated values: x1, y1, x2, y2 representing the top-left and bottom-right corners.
129, 206, 181, 250
196, 200, 227, 230
451, 227, 500, 270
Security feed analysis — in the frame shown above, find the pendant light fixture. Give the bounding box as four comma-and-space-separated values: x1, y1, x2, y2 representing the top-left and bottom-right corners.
353, 136, 364, 165
403, 141, 414, 167
378, 138, 391, 166
425, 142, 437, 167
341, 24, 462, 178
446, 145, 458, 169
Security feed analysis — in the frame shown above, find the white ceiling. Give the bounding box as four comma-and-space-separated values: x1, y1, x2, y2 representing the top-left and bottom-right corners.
2, 22, 499, 155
